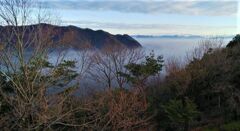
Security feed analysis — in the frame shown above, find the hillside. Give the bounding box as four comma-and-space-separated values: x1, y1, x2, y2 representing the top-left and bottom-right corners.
0, 23, 142, 49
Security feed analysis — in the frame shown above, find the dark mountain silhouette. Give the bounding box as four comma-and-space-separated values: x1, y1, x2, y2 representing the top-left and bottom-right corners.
226, 34, 240, 48
0, 23, 141, 49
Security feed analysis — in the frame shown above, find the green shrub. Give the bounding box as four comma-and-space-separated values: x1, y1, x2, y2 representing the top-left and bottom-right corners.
221, 121, 240, 131
162, 98, 200, 131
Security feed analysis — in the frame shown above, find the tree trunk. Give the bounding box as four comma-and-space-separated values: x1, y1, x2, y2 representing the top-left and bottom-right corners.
184, 120, 189, 131
182, 97, 189, 131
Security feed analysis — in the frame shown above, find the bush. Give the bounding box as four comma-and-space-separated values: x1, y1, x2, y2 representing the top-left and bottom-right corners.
162, 98, 200, 131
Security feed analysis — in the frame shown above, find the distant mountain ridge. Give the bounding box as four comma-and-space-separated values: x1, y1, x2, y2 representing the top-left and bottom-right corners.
133, 35, 203, 39
0, 23, 142, 49
132, 35, 234, 39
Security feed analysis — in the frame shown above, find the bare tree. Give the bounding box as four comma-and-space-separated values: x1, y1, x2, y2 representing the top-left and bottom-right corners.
89, 45, 144, 89
76, 49, 93, 81
0, 0, 153, 130
165, 56, 184, 75
186, 37, 224, 62
108, 46, 145, 88
0, 0, 85, 130
76, 89, 152, 130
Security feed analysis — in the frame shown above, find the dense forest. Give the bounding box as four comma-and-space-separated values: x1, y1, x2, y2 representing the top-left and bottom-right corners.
1, 33, 240, 130
0, 0, 240, 130
0, 32, 240, 131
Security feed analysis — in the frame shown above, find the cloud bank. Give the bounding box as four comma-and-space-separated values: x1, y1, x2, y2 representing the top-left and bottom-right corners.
62, 20, 237, 35
41, 0, 238, 16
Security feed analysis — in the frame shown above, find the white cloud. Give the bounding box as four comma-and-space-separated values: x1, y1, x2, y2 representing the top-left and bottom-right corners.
40, 0, 238, 16
62, 20, 237, 35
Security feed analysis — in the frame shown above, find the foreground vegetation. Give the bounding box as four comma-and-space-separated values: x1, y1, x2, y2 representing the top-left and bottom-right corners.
0, 0, 240, 130
147, 35, 240, 131
1, 33, 240, 130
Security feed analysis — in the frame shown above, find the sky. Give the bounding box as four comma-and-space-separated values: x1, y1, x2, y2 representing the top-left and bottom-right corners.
41, 0, 239, 36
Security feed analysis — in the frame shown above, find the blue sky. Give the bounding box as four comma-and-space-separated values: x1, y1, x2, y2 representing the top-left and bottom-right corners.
41, 0, 239, 36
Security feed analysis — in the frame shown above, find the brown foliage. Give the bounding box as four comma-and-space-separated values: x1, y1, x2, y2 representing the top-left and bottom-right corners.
77, 89, 152, 130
